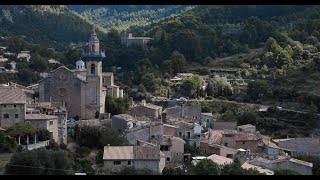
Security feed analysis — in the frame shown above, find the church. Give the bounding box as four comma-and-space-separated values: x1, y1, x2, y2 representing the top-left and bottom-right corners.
39, 28, 123, 119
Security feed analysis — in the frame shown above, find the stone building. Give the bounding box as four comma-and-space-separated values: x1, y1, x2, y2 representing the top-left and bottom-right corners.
128, 100, 162, 119
25, 112, 59, 143
103, 145, 165, 173
120, 32, 152, 48
237, 124, 256, 133
126, 122, 163, 145
39, 28, 123, 119
0, 87, 26, 128
150, 136, 186, 167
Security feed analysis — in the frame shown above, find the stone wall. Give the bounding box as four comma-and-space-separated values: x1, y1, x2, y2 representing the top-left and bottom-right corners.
0, 104, 26, 128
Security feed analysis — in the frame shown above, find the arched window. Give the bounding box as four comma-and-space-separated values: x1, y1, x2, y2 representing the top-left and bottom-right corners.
92, 44, 95, 53
91, 64, 95, 74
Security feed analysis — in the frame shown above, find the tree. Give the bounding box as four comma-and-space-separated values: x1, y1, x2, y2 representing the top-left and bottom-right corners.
99, 128, 128, 147
75, 146, 91, 158
29, 53, 49, 72
180, 76, 201, 98
95, 149, 104, 164
162, 167, 184, 175
274, 169, 301, 175
194, 159, 221, 175
247, 80, 269, 100
170, 51, 188, 74
5, 149, 74, 175
0, 131, 18, 153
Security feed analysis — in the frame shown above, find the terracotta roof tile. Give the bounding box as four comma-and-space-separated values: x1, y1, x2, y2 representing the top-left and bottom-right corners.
0, 87, 27, 104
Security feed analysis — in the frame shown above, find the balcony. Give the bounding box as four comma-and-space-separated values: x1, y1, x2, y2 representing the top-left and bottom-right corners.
21, 140, 50, 151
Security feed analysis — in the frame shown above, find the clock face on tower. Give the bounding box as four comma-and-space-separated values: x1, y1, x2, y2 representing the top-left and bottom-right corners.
58, 88, 67, 97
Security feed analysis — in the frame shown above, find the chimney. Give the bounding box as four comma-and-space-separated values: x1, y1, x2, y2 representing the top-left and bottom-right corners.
107, 144, 110, 147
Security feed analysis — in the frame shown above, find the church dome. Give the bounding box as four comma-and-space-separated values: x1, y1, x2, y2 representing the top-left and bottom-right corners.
76, 58, 85, 70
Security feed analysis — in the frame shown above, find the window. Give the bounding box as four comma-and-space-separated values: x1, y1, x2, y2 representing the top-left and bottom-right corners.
92, 44, 95, 52
50, 121, 53, 125
226, 154, 233, 158
187, 132, 191, 139
3, 105, 6, 108
242, 141, 246, 145
160, 145, 170, 151
179, 132, 182, 137
26, 121, 30, 124
91, 64, 95, 74
14, 105, 16, 108
204, 149, 207, 153
207, 119, 210, 123
15, 114, 18, 118
114, 161, 121, 165
224, 143, 228, 147
3, 114, 9, 119
50, 132, 53, 138
225, 134, 233, 137
127, 161, 132, 165
166, 157, 171, 162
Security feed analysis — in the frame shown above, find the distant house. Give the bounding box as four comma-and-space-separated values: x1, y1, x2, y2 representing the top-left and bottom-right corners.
25, 113, 59, 143
17, 51, 31, 62
200, 140, 238, 159
201, 112, 214, 129
237, 124, 256, 133
273, 138, 320, 157
150, 136, 186, 167
126, 122, 163, 145
206, 154, 233, 166
213, 121, 237, 130
163, 124, 178, 137
175, 121, 203, 147
249, 156, 313, 175
121, 32, 152, 48
103, 145, 165, 173
241, 162, 274, 175
0, 56, 8, 63
163, 105, 202, 120
111, 114, 135, 133
128, 100, 162, 119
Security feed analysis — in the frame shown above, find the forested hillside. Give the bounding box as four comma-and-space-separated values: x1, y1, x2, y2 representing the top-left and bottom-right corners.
0, 5, 107, 51
67, 5, 195, 32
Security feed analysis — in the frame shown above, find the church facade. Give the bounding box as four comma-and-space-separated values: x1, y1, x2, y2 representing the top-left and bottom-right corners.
39, 29, 122, 119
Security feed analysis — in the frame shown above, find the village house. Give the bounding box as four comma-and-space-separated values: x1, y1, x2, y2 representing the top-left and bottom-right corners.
206, 154, 233, 166
112, 114, 140, 133
248, 156, 313, 175
200, 140, 238, 158
213, 121, 237, 130
17, 51, 31, 62
175, 121, 203, 147
103, 145, 165, 173
163, 105, 202, 120
126, 121, 163, 145
0, 86, 27, 128
200, 112, 214, 129
25, 112, 59, 143
150, 135, 186, 167
201, 129, 263, 154
121, 32, 152, 48
273, 138, 320, 157
128, 100, 162, 119
241, 162, 274, 175
163, 124, 178, 136
237, 124, 256, 133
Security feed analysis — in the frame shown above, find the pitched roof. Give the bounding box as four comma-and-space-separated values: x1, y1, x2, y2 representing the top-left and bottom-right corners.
237, 124, 255, 129
241, 162, 274, 175
25, 113, 58, 120
76, 119, 101, 127
112, 114, 134, 121
234, 132, 259, 141
103, 146, 134, 160
174, 121, 194, 129
273, 138, 320, 155
0, 87, 27, 104
103, 146, 161, 160
207, 154, 233, 166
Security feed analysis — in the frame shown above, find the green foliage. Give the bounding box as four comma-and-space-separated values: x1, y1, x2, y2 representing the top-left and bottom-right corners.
6, 124, 38, 137
0, 131, 18, 153
75, 146, 91, 158
170, 51, 188, 74
37, 129, 50, 141
162, 167, 184, 175
5, 148, 74, 175
206, 75, 233, 97
74, 159, 94, 175
95, 149, 104, 164
99, 128, 129, 147
247, 80, 269, 100
75, 126, 128, 149
274, 169, 301, 175
105, 95, 130, 115
180, 75, 201, 98
194, 159, 221, 175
